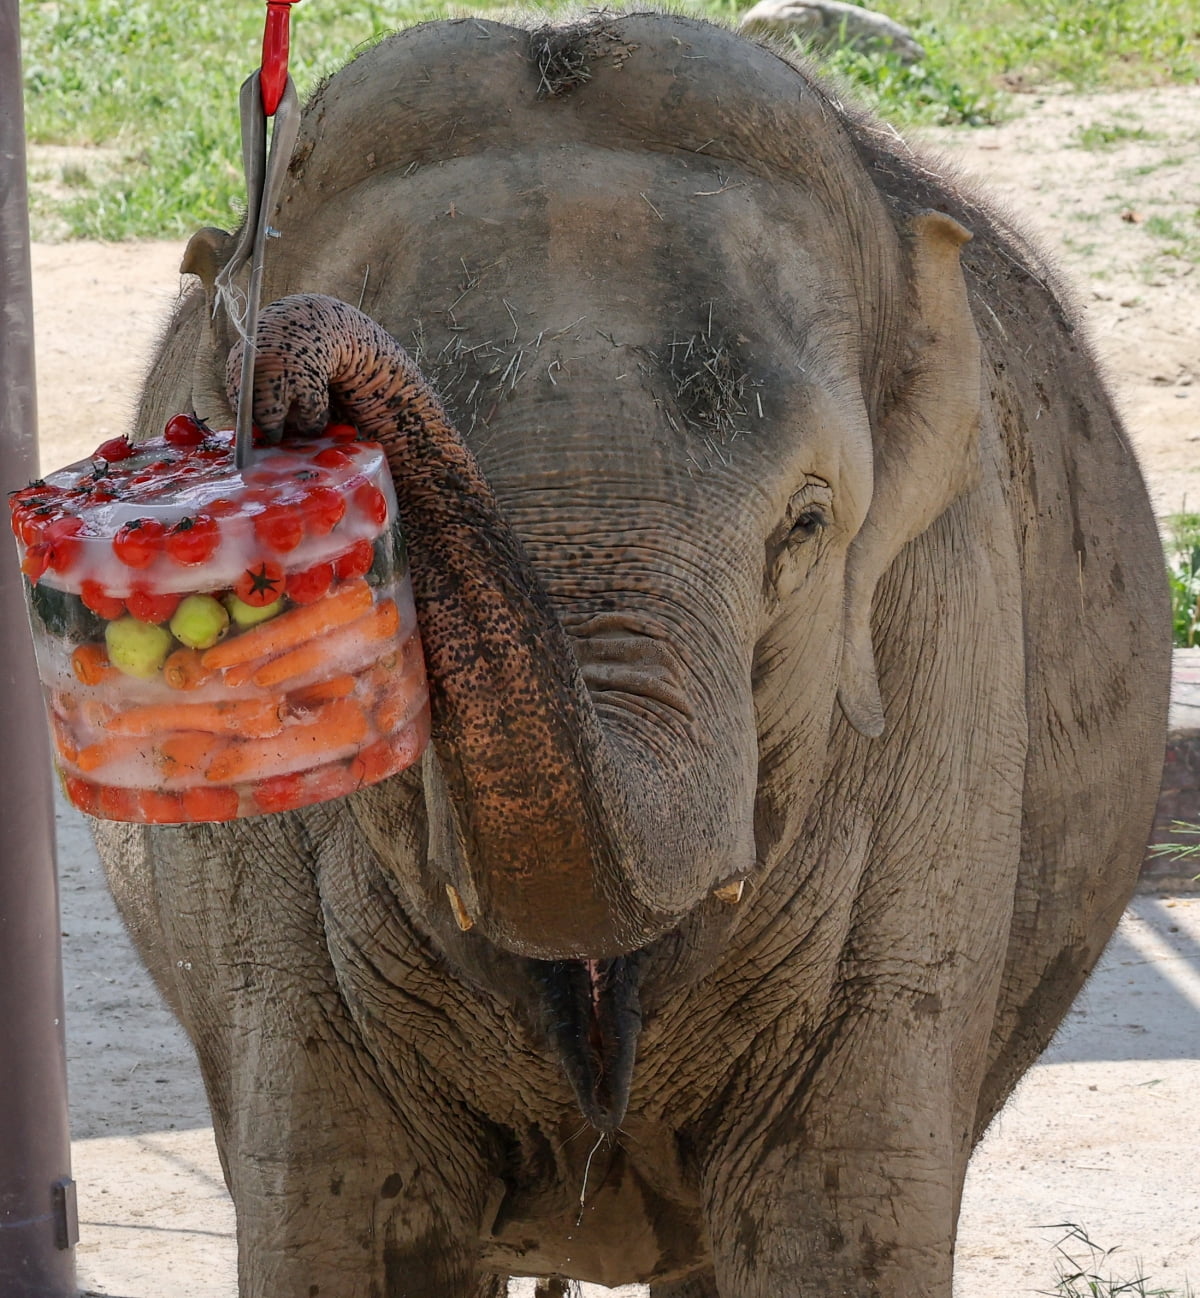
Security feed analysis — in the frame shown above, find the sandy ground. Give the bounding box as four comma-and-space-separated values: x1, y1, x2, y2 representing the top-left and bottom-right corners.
26, 82, 1200, 1297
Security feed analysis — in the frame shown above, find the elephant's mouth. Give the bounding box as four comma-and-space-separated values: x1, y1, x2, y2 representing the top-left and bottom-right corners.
532, 954, 643, 1131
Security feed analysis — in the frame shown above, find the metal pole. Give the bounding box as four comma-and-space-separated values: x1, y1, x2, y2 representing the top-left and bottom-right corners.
0, 0, 79, 1291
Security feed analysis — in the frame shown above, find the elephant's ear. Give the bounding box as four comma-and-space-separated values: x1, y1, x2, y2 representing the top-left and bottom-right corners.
180, 227, 238, 426
838, 210, 983, 738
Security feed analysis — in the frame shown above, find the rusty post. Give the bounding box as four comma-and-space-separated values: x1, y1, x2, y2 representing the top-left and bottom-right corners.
0, 0, 79, 1291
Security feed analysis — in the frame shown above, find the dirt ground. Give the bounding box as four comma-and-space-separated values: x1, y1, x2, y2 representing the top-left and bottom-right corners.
28, 82, 1200, 1297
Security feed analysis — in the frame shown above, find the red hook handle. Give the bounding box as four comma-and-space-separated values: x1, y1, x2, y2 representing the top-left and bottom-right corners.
260, 0, 299, 116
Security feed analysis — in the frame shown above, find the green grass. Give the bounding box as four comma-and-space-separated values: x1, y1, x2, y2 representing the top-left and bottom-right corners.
811, 0, 1199, 129
1072, 122, 1156, 149
20, 0, 507, 238
1044, 1224, 1193, 1297
1143, 211, 1200, 264
19, 0, 1200, 239
1164, 513, 1200, 647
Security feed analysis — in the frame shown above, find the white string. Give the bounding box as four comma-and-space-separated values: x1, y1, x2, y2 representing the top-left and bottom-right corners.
575, 1132, 606, 1226
215, 272, 254, 346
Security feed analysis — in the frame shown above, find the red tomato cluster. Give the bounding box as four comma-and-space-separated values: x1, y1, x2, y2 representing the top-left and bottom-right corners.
9, 417, 388, 603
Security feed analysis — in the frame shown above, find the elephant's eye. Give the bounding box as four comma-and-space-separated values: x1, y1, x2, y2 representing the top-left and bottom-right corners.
784, 480, 832, 545
789, 507, 828, 541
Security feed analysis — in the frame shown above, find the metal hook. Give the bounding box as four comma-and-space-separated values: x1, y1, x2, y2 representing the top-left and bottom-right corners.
222, 72, 300, 470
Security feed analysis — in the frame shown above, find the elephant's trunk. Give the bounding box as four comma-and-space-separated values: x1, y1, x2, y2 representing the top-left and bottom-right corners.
234, 294, 740, 958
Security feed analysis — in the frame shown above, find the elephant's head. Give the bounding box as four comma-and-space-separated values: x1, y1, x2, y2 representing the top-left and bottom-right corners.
172, 15, 984, 1124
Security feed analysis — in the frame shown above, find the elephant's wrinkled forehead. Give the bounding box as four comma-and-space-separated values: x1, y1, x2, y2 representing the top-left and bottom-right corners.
272, 146, 871, 476
276, 142, 872, 397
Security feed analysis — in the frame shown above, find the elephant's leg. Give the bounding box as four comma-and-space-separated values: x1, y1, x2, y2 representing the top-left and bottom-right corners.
649, 1271, 719, 1298
702, 1016, 971, 1298
533, 1281, 576, 1298
221, 1016, 494, 1298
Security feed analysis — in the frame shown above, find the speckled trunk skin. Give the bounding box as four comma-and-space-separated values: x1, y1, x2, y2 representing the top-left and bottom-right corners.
226, 293, 753, 960
99, 13, 1172, 1298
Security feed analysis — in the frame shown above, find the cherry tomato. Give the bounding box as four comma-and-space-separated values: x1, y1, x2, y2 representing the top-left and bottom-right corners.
113, 518, 166, 568
21, 543, 50, 582
302, 486, 346, 536
126, 587, 182, 624
80, 579, 125, 620
353, 482, 388, 528
17, 506, 57, 548
165, 514, 220, 566
94, 436, 134, 462
9, 487, 59, 535
313, 447, 352, 470
252, 773, 310, 814
163, 414, 206, 448
285, 562, 333, 606
9, 481, 54, 507
44, 515, 85, 573
206, 497, 241, 518
235, 559, 286, 607
96, 785, 139, 820
253, 503, 304, 552
136, 789, 185, 824
63, 775, 101, 816
332, 539, 374, 581
324, 423, 359, 442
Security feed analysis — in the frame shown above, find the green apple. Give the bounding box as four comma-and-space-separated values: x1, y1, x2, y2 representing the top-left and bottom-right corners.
169, 594, 230, 650
105, 617, 172, 679
224, 592, 283, 629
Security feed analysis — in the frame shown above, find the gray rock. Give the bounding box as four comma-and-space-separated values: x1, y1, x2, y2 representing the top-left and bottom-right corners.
739, 0, 926, 63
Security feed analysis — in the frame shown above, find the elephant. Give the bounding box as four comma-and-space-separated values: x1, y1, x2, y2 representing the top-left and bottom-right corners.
92, 11, 1171, 1297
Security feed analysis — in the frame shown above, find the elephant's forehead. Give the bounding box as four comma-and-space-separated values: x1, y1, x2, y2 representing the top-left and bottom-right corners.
269, 145, 869, 489
274, 145, 860, 357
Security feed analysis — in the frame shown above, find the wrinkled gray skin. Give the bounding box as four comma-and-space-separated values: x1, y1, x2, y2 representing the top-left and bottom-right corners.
94, 13, 1170, 1297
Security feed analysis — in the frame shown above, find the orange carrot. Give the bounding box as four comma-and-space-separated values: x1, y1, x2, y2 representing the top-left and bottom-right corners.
51, 715, 79, 764
180, 785, 240, 822
288, 674, 358, 707
221, 659, 263, 689
79, 697, 113, 731
362, 632, 423, 697
156, 731, 225, 780
251, 762, 358, 814
72, 642, 115, 686
75, 734, 147, 774
135, 789, 185, 825
250, 599, 400, 690
250, 641, 344, 691
375, 679, 427, 736
372, 598, 399, 639
349, 738, 397, 787
108, 697, 284, 739
96, 784, 140, 820
202, 580, 373, 671
163, 648, 214, 691
206, 699, 368, 784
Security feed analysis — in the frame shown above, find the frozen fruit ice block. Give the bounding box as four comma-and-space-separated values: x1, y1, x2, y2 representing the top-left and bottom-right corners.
11, 417, 429, 823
